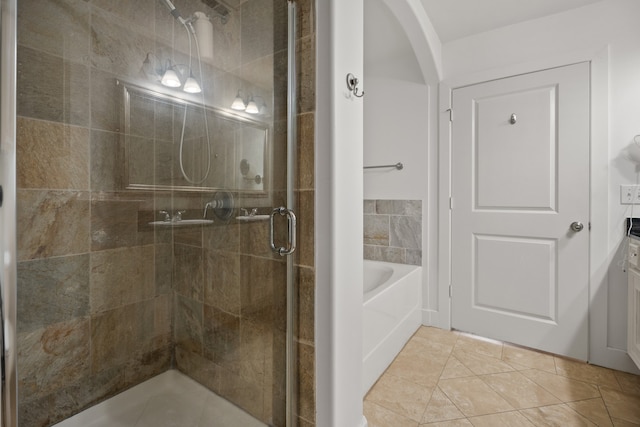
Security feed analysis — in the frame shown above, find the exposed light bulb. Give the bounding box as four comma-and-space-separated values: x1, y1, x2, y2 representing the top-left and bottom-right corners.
231, 91, 246, 110
245, 98, 259, 114
161, 68, 181, 88
183, 75, 202, 93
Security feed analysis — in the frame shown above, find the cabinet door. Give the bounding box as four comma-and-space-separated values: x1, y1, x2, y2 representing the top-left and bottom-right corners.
628, 268, 640, 369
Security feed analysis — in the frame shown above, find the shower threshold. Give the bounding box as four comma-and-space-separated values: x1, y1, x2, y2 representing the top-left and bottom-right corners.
52, 369, 267, 427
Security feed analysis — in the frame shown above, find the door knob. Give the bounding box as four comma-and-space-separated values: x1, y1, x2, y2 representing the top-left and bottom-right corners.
570, 221, 584, 232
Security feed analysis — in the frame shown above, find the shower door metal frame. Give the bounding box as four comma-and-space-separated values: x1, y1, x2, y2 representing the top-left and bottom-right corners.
0, 0, 18, 425
286, 1, 298, 426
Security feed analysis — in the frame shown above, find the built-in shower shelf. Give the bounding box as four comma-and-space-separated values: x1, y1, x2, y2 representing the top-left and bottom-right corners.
148, 219, 214, 227
235, 215, 270, 222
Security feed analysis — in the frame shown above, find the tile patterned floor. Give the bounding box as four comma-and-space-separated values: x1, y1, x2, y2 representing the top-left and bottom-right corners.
364, 327, 640, 426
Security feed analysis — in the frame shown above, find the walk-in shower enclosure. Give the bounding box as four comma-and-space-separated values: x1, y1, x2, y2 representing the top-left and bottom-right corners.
0, 0, 304, 425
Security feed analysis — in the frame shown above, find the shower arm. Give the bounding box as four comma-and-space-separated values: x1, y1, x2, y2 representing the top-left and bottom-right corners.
161, 0, 187, 25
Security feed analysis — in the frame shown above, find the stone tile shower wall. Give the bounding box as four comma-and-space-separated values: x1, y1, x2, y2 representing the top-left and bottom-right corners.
169, 2, 317, 426
293, 1, 316, 425
16, 1, 174, 425
364, 200, 422, 265
15, 1, 316, 427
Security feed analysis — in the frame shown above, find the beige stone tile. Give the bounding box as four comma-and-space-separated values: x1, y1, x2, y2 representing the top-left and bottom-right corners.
503, 344, 557, 373
555, 358, 622, 390
17, 118, 90, 190
17, 45, 90, 126
614, 371, 640, 396
17, 255, 90, 334
90, 197, 152, 250
364, 401, 419, 427
600, 387, 640, 424
18, 190, 91, 261
296, 265, 315, 343
421, 387, 465, 424
364, 214, 390, 246
204, 250, 241, 315
611, 417, 640, 426
520, 369, 600, 402
468, 411, 535, 426
297, 342, 316, 423
297, 112, 315, 191
386, 352, 447, 388
440, 356, 475, 380
296, 35, 315, 114
367, 373, 433, 422
364, 245, 406, 264
18, 0, 91, 63
173, 244, 205, 302
438, 377, 514, 417
217, 364, 264, 421
520, 404, 597, 426
90, 246, 155, 313
455, 334, 503, 359
480, 371, 561, 409
17, 318, 91, 401
415, 326, 460, 348
401, 335, 454, 364
91, 300, 156, 373
420, 418, 473, 426
296, 190, 315, 268
566, 398, 613, 427
453, 348, 515, 376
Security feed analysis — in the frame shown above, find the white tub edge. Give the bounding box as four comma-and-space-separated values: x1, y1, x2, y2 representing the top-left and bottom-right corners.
363, 303, 421, 396
362, 263, 422, 397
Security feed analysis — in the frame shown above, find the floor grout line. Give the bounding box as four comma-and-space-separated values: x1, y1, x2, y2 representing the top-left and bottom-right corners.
365, 327, 640, 427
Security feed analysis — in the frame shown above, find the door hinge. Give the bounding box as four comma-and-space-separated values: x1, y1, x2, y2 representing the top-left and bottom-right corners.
449, 197, 453, 210
446, 108, 452, 122
449, 285, 452, 298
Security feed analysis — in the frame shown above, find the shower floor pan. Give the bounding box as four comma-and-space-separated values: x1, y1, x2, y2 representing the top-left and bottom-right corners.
52, 370, 266, 427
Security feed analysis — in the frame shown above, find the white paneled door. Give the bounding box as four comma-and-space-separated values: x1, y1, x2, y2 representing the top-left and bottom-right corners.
451, 63, 590, 360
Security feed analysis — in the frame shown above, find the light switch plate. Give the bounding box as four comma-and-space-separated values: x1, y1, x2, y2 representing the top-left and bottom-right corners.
621, 185, 640, 204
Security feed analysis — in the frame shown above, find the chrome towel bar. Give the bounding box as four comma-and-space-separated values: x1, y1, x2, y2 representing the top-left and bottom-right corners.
364, 162, 403, 170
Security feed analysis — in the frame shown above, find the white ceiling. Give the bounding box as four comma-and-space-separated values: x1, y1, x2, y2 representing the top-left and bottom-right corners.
420, 0, 602, 43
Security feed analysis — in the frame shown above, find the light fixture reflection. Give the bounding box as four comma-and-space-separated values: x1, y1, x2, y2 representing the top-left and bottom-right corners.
183, 74, 202, 93
231, 91, 246, 110
161, 67, 181, 88
245, 97, 259, 114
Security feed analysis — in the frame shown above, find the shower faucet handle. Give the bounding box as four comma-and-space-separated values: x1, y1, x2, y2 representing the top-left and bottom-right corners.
159, 210, 171, 222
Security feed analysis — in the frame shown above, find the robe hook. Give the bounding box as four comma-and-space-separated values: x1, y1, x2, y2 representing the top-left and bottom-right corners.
346, 73, 365, 98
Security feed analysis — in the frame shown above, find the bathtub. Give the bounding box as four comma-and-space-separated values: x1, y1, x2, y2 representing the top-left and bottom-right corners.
363, 260, 422, 396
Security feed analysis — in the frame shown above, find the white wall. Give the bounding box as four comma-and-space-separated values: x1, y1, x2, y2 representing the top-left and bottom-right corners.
364, 0, 428, 200
439, 0, 640, 373
364, 0, 441, 324
315, 0, 368, 425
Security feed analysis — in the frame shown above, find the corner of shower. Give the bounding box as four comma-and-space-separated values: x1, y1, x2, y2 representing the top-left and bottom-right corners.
2, 0, 301, 426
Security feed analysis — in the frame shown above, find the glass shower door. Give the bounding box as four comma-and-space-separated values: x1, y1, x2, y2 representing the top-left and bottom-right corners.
11, 0, 297, 426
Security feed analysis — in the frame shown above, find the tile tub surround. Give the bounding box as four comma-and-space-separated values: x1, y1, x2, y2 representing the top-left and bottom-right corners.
16, 1, 317, 427
364, 327, 640, 426
364, 200, 422, 266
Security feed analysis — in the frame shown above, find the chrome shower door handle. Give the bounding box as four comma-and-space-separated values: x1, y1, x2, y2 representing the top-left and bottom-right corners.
270, 207, 297, 256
